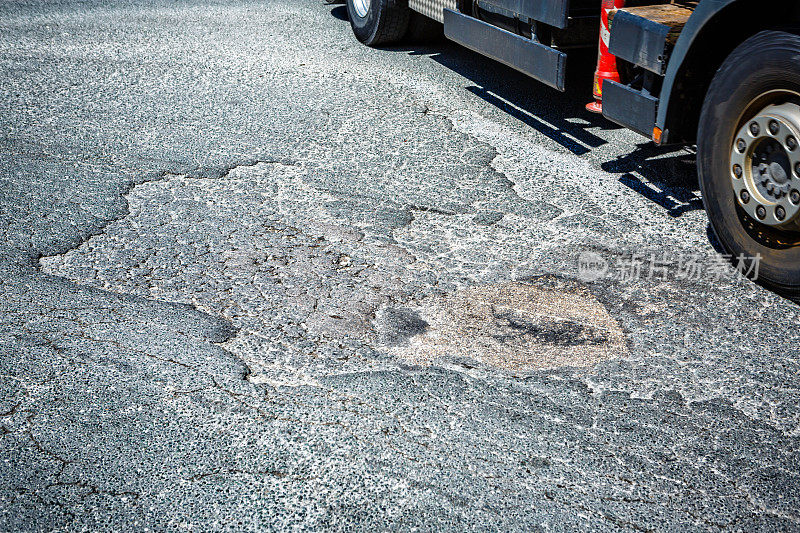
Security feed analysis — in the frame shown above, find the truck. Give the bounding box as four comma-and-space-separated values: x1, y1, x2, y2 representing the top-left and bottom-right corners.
343, 0, 800, 298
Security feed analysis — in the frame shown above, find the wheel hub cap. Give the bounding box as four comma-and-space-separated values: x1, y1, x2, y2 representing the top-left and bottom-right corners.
731, 102, 800, 228
754, 139, 791, 199
352, 0, 369, 18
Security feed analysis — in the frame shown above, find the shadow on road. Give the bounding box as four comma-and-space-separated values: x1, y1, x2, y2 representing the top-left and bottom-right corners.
405, 42, 613, 156
330, 5, 348, 21
602, 144, 704, 218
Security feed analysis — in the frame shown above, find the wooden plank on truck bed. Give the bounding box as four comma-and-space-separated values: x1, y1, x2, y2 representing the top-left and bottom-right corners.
610, 4, 694, 45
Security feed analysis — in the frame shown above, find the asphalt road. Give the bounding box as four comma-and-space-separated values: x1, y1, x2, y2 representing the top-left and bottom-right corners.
1, 0, 799, 530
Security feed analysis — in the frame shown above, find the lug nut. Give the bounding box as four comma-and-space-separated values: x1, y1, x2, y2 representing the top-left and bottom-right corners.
740, 190, 751, 203
750, 122, 760, 136
776, 206, 787, 221
756, 205, 767, 219
769, 120, 780, 135
795, 162, 800, 177
791, 190, 800, 204
788, 136, 798, 151
733, 164, 743, 178
737, 139, 747, 152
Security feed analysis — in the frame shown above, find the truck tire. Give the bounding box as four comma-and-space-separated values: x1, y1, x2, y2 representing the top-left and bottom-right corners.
347, 0, 411, 46
697, 30, 800, 298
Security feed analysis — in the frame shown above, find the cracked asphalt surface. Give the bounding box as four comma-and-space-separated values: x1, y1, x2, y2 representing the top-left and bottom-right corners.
2, 0, 799, 530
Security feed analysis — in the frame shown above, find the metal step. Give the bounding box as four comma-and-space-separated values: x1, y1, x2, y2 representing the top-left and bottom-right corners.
601, 80, 658, 139
443, 9, 567, 91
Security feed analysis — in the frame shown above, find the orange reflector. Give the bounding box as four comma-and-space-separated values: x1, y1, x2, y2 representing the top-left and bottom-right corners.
653, 127, 663, 145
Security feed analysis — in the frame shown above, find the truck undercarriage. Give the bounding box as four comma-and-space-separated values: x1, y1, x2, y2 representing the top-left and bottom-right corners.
344, 0, 800, 299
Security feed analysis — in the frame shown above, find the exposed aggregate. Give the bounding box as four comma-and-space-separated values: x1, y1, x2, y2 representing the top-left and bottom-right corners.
2, 0, 800, 530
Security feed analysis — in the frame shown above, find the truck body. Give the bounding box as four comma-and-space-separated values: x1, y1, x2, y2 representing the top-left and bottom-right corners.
344, 0, 800, 298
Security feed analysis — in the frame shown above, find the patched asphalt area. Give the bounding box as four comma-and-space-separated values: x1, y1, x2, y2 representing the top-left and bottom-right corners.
377, 280, 628, 370
2, 0, 800, 530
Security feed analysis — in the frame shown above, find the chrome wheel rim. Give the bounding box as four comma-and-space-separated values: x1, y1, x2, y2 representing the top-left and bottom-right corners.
731, 99, 800, 230
352, 0, 370, 18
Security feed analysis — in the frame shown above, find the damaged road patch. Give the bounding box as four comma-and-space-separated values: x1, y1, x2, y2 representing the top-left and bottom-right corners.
376, 280, 627, 371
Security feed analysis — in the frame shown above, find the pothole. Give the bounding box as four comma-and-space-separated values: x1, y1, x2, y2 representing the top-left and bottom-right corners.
376, 279, 627, 371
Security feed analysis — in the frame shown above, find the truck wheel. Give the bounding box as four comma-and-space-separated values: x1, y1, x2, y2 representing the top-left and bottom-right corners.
347, 0, 411, 46
698, 30, 800, 298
